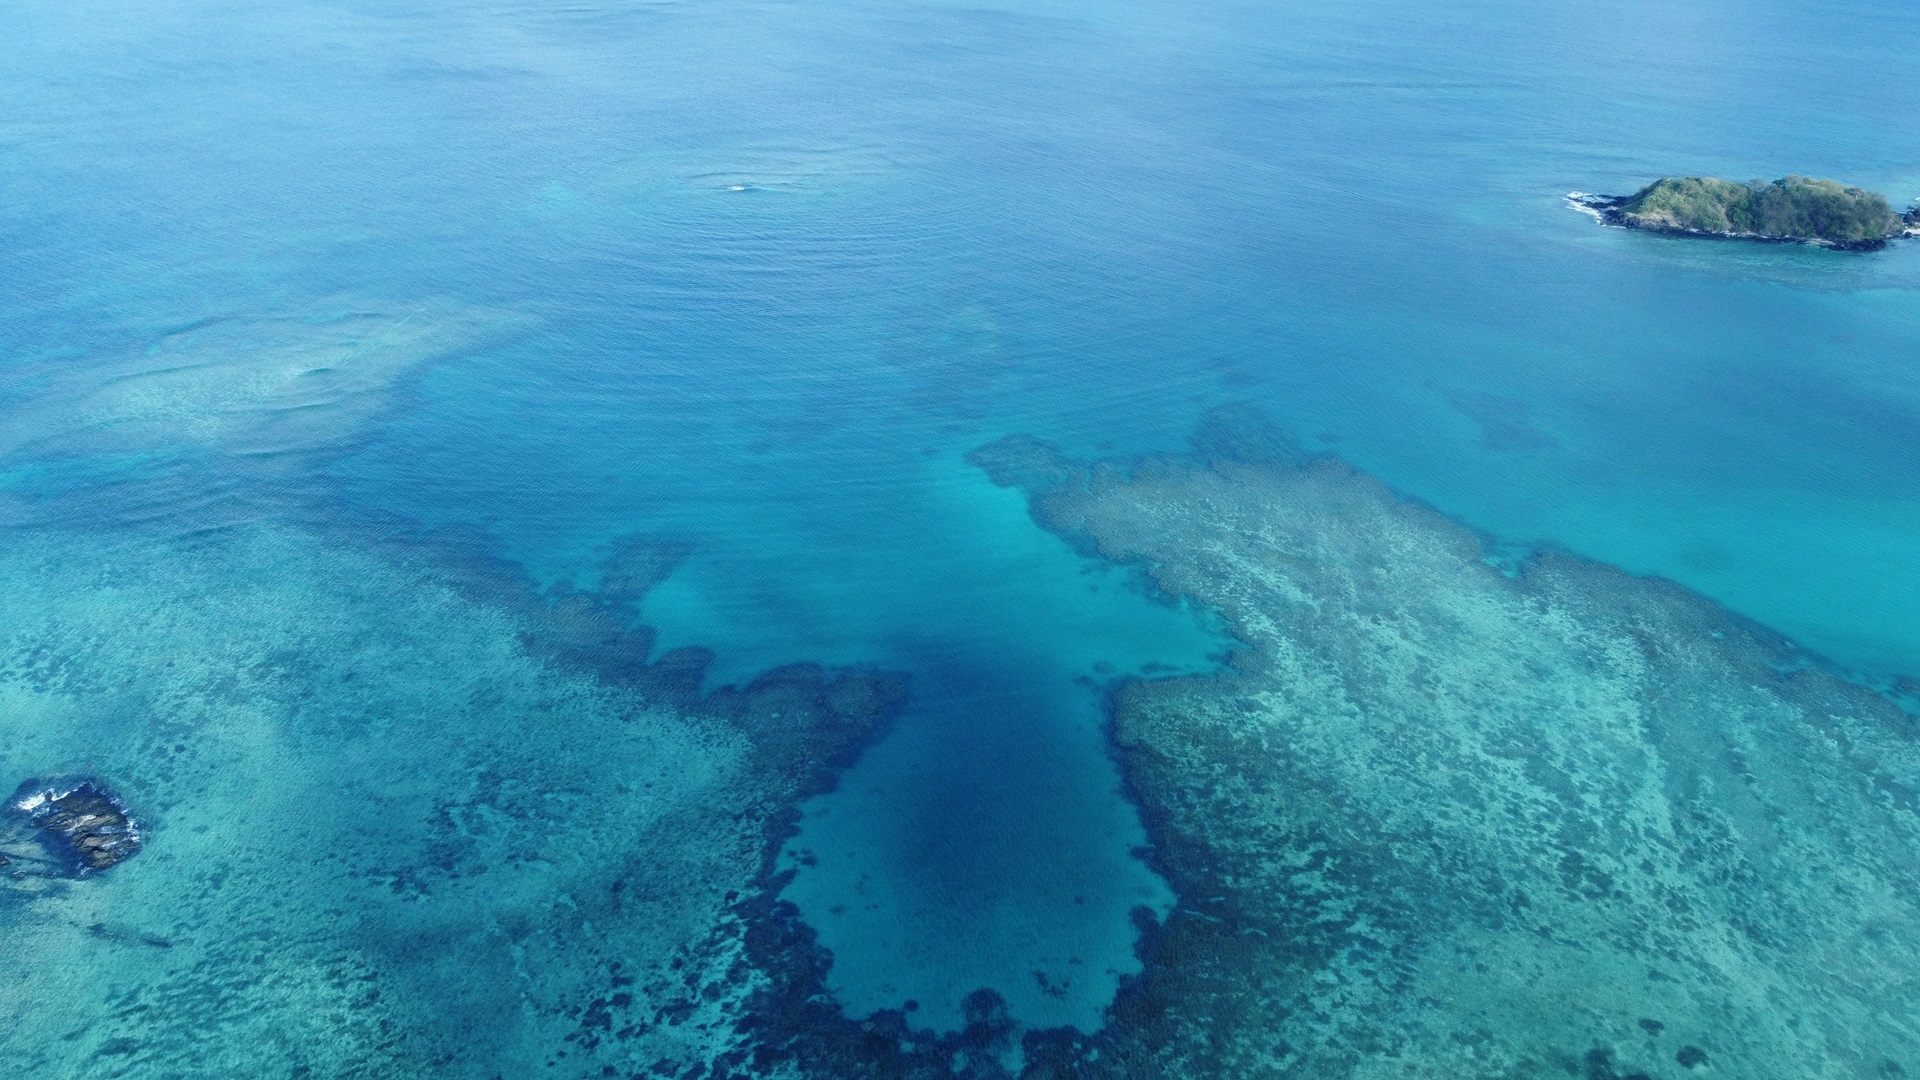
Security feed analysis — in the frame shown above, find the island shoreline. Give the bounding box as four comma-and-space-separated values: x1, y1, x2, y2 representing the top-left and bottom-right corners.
1568, 185, 1920, 251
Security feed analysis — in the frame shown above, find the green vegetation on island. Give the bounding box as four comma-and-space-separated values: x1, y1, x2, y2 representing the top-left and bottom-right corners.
1574, 175, 1919, 249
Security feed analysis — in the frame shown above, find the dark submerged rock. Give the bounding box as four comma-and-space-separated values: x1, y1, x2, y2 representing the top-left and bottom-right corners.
8, 777, 142, 874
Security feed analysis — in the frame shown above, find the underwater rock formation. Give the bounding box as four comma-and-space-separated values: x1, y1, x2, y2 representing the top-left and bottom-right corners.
973, 421, 1920, 1079
6, 778, 141, 874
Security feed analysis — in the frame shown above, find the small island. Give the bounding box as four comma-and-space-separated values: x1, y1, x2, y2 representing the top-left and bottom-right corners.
1571, 175, 1920, 250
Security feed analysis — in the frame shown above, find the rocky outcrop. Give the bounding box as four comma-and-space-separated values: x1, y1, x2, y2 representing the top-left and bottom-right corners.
7, 778, 142, 874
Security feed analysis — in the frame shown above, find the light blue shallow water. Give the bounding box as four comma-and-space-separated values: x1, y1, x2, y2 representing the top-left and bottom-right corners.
4, 0, 1920, 1063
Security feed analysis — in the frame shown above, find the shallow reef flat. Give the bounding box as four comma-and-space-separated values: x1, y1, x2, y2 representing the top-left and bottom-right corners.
0, 522, 901, 1078
974, 420, 1920, 1079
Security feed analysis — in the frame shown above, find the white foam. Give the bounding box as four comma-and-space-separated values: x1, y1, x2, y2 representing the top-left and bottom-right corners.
1564, 192, 1613, 223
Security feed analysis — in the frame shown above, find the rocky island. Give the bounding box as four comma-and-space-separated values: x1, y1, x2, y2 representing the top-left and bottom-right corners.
1572, 175, 1920, 250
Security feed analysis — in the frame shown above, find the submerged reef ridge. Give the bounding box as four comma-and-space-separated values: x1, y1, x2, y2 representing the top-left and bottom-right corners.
0, 300, 522, 468
1570, 175, 1919, 249
972, 418, 1920, 1078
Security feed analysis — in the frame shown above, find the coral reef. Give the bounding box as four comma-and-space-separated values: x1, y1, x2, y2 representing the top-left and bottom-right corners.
974, 418, 1920, 1078
11, 376, 1918, 1077
0, 523, 903, 1078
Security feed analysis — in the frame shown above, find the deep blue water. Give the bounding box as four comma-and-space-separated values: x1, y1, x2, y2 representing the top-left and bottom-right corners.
5, 0, 1920, 1057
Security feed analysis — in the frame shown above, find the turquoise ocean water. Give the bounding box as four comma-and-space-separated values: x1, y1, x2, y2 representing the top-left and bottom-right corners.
4, 0, 1920, 1068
